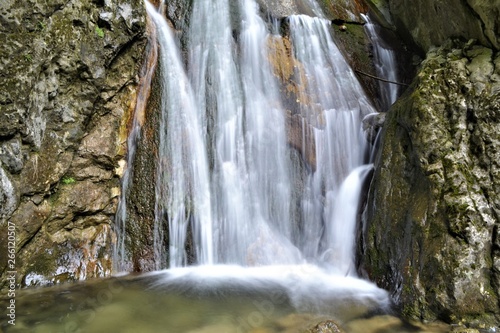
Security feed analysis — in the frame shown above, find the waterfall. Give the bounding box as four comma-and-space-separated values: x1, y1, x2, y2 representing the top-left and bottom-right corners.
117, 0, 386, 284
362, 14, 400, 110
113, 10, 159, 271
284, 15, 376, 274
0, 165, 16, 221
145, 2, 214, 269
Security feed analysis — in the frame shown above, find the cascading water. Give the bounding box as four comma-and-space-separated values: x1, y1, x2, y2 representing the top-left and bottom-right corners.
144, 0, 379, 273
184, 0, 300, 266
146, 1, 214, 269
361, 13, 402, 164
0, 165, 16, 222
362, 13, 400, 110
286, 15, 377, 274
116, 0, 393, 319
114, 12, 159, 272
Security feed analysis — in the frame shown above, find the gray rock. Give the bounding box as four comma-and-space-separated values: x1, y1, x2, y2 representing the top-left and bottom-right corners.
0, 165, 17, 220
0, 138, 24, 174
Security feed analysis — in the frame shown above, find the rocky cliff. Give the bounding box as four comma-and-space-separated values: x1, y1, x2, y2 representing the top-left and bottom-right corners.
0, 0, 146, 287
363, 0, 500, 328
379, 0, 499, 54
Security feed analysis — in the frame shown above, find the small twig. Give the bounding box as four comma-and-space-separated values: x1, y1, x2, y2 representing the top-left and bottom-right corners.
354, 69, 409, 86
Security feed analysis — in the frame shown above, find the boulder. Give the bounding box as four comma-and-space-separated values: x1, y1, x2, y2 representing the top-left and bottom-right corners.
362, 39, 500, 328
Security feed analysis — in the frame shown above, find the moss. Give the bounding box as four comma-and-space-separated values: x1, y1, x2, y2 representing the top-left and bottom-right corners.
333, 23, 381, 105
61, 176, 76, 185
401, 302, 420, 321
22, 246, 58, 285
95, 25, 104, 38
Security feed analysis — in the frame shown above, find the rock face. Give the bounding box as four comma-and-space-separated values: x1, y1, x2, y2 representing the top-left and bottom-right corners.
362, 0, 500, 328
257, 0, 368, 22
362, 39, 500, 327
376, 0, 499, 52
0, 0, 146, 287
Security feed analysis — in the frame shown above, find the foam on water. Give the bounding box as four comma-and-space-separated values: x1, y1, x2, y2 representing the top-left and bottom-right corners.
146, 264, 391, 321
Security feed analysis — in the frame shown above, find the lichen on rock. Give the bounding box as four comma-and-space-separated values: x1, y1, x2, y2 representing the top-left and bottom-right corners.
362, 39, 500, 328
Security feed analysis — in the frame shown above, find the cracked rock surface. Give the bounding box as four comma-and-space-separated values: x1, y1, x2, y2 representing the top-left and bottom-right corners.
0, 0, 146, 287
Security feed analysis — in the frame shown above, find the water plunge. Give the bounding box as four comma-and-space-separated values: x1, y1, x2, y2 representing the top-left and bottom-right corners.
116, 0, 392, 320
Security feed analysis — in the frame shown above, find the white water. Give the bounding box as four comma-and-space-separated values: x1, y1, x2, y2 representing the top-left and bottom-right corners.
116, 0, 392, 316
362, 14, 400, 110
287, 15, 376, 274
147, 1, 214, 268
148, 264, 391, 319
0, 163, 16, 221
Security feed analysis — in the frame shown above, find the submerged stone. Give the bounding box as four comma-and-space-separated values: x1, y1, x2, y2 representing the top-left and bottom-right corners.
306, 320, 344, 333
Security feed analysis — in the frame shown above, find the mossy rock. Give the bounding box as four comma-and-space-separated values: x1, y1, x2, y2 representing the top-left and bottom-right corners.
361, 40, 500, 328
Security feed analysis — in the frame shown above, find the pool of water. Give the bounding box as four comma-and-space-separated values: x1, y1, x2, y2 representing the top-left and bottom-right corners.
1, 266, 450, 333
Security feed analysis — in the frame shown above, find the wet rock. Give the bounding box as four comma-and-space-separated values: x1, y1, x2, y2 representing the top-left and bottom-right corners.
362, 40, 500, 328
306, 320, 344, 333
318, 0, 368, 22
256, 0, 367, 22
362, 112, 385, 143
0, 165, 17, 220
118, 68, 160, 273
287, 114, 317, 170
256, 0, 303, 18
164, 0, 192, 32
275, 313, 328, 331
449, 327, 481, 333
0, 138, 24, 174
79, 113, 122, 168
19, 223, 114, 286
10, 199, 51, 249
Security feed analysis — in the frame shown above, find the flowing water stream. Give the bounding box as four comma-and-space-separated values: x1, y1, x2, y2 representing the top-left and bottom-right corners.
1, 1, 451, 332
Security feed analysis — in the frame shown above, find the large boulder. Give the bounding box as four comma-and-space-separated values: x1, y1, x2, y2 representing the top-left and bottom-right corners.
0, 0, 146, 288
361, 39, 500, 328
